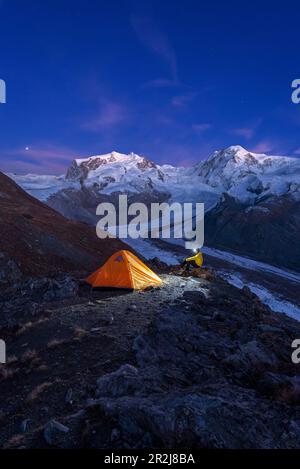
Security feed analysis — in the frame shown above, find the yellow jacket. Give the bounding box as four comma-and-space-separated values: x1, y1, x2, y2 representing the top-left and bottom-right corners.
185, 251, 203, 267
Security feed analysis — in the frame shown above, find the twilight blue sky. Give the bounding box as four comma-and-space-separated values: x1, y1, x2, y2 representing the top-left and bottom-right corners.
0, 0, 300, 174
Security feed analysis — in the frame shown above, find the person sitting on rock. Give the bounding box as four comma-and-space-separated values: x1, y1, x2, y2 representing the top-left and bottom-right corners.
182, 249, 203, 271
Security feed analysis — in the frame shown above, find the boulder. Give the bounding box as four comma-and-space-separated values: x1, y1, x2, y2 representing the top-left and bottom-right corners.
44, 419, 70, 447
96, 365, 140, 398
0, 252, 22, 289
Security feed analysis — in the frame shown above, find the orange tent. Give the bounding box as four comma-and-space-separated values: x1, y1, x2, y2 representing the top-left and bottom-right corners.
85, 250, 162, 290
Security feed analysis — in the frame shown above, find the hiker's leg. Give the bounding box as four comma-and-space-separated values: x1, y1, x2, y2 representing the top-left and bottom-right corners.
182, 260, 189, 271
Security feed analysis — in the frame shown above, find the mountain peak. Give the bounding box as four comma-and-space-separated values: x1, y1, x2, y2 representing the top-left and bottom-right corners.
225, 145, 249, 154
205, 146, 252, 169
65, 151, 159, 181
75, 151, 130, 165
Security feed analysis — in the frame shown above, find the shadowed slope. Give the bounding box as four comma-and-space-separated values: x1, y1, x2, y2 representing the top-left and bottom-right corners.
0, 172, 128, 278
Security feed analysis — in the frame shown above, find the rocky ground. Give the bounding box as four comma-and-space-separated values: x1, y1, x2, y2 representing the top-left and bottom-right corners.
1, 265, 300, 449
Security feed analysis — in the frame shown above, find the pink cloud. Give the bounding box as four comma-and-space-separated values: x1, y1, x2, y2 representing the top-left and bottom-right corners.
1, 159, 63, 175
251, 141, 274, 153
192, 123, 212, 133
156, 142, 214, 167
81, 101, 128, 132
20, 146, 77, 161
172, 93, 198, 107
230, 127, 254, 140
229, 118, 262, 140
1, 144, 79, 174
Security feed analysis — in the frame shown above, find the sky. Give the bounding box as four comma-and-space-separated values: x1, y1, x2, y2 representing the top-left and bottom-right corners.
0, 0, 300, 174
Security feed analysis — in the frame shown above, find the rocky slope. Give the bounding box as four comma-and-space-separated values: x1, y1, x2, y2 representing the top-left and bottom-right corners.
0, 172, 127, 282
1, 266, 300, 449
205, 192, 300, 273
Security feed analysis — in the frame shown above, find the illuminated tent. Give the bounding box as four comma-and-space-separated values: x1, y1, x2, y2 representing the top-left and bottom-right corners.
85, 250, 162, 290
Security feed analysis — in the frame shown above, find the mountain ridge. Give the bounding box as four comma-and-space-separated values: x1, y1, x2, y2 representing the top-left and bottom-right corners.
8, 145, 300, 205
5, 146, 300, 271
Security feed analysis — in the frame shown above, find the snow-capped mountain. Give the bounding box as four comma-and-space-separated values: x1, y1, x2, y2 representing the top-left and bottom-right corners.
64, 150, 220, 206
7, 145, 300, 221
6, 146, 300, 270
66, 152, 165, 189
194, 145, 300, 203
10, 146, 300, 205
8, 150, 220, 223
